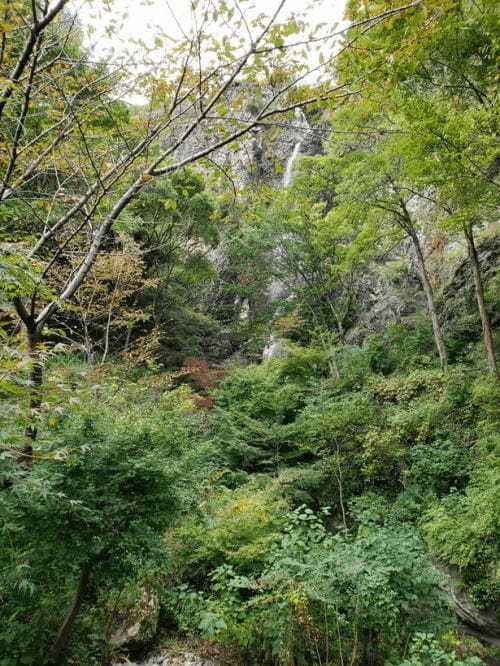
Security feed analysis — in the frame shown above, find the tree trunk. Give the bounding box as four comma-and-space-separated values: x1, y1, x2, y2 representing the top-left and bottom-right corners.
46, 562, 91, 665
464, 227, 497, 374
409, 230, 449, 372
328, 352, 341, 381
334, 444, 347, 530
17, 327, 42, 471
124, 325, 133, 352
82, 315, 94, 365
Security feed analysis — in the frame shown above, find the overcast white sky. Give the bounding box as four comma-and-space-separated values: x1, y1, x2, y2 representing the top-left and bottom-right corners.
71, 0, 347, 60
69, 0, 347, 101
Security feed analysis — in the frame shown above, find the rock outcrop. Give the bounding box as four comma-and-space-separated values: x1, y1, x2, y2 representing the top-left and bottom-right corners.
107, 587, 159, 650
432, 561, 500, 648
114, 652, 217, 666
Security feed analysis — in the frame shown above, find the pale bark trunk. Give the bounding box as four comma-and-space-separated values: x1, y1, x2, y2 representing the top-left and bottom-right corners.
464, 227, 497, 374
101, 305, 113, 364
17, 328, 42, 471
409, 230, 448, 372
334, 444, 347, 531
328, 352, 341, 381
82, 316, 94, 365
124, 325, 133, 351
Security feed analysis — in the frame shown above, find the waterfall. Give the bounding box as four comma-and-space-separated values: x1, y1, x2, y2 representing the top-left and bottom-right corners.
262, 334, 288, 361
239, 298, 250, 323
282, 107, 310, 188
262, 109, 310, 361
283, 141, 302, 188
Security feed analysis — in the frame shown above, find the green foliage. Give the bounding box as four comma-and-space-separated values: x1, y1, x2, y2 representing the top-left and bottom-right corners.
0, 372, 202, 664
370, 369, 445, 404
117, 168, 222, 366
1, 0, 498, 662
169, 482, 287, 577
209, 363, 308, 475
421, 376, 500, 613
275, 343, 329, 384
422, 465, 500, 611
167, 506, 451, 665
408, 439, 468, 496
391, 633, 485, 666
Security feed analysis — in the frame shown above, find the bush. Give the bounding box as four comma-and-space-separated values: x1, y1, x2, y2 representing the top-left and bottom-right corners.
408, 439, 469, 495
422, 463, 500, 613
168, 482, 288, 578
0, 383, 201, 665
391, 632, 485, 665
166, 506, 452, 666
209, 363, 308, 474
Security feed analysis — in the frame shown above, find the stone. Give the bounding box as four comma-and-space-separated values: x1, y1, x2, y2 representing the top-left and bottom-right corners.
113, 650, 218, 666
107, 587, 159, 649
262, 334, 289, 360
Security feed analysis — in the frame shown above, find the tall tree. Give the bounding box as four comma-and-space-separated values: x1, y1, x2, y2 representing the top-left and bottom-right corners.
323, 134, 449, 371
332, 0, 498, 372
397, 99, 498, 374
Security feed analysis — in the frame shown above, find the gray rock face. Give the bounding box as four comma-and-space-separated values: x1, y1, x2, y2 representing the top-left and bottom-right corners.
431, 561, 500, 648
114, 652, 217, 666
226, 102, 323, 190
262, 334, 288, 360
107, 588, 159, 649
167, 82, 324, 191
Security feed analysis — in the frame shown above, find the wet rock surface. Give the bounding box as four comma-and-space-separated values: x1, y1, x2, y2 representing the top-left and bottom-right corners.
114, 653, 217, 666
107, 588, 159, 649
112, 639, 236, 666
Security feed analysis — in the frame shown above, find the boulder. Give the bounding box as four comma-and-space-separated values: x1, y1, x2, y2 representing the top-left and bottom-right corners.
113, 650, 218, 666
107, 587, 159, 649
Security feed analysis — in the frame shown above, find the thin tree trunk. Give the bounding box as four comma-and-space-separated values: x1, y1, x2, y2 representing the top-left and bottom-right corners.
124, 325, 133, 351
17, 327, 42, 471
101, 261, 124, 364
318, 328, 341, 380
329, 352, 341, 381
334, 443, 347, 531
464, 227, 497, 374
101, 304, 113, 364
46, 562, 91, 665
408, 230, 448, 372
82, 315, 94, 365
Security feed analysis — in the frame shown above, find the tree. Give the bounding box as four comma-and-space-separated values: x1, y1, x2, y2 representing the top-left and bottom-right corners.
0, 380, 200, 663
61, 234, 152, 364
336, 0, 498, 372
396, 99, 498, 374
323, 134, 449, 371
0, 0, 421, 466
127, 169, 220, 365
241, 161, 360, 371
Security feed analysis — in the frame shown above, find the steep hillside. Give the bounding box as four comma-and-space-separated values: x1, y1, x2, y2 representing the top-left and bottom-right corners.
0, 1, 498, 665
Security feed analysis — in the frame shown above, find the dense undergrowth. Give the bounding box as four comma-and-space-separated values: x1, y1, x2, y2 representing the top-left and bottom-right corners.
1, 319, 498, 666
1, 1, 498, 664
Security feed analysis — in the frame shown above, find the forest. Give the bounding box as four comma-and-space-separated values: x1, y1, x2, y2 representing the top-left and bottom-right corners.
0, 0, 498, 665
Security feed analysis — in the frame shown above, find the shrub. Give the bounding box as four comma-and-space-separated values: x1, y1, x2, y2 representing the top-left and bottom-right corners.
0, 385, 200, 665
422, 463, 500, 613
408, 439, 469, 495
168, 482, 287, 578
209, 364, 308, 474
166, 507, 452, 666
391, 632, 485, 665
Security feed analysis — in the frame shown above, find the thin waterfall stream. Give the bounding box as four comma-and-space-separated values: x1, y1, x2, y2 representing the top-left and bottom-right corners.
282, 107, 310, 188
262, 108, 311, 361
